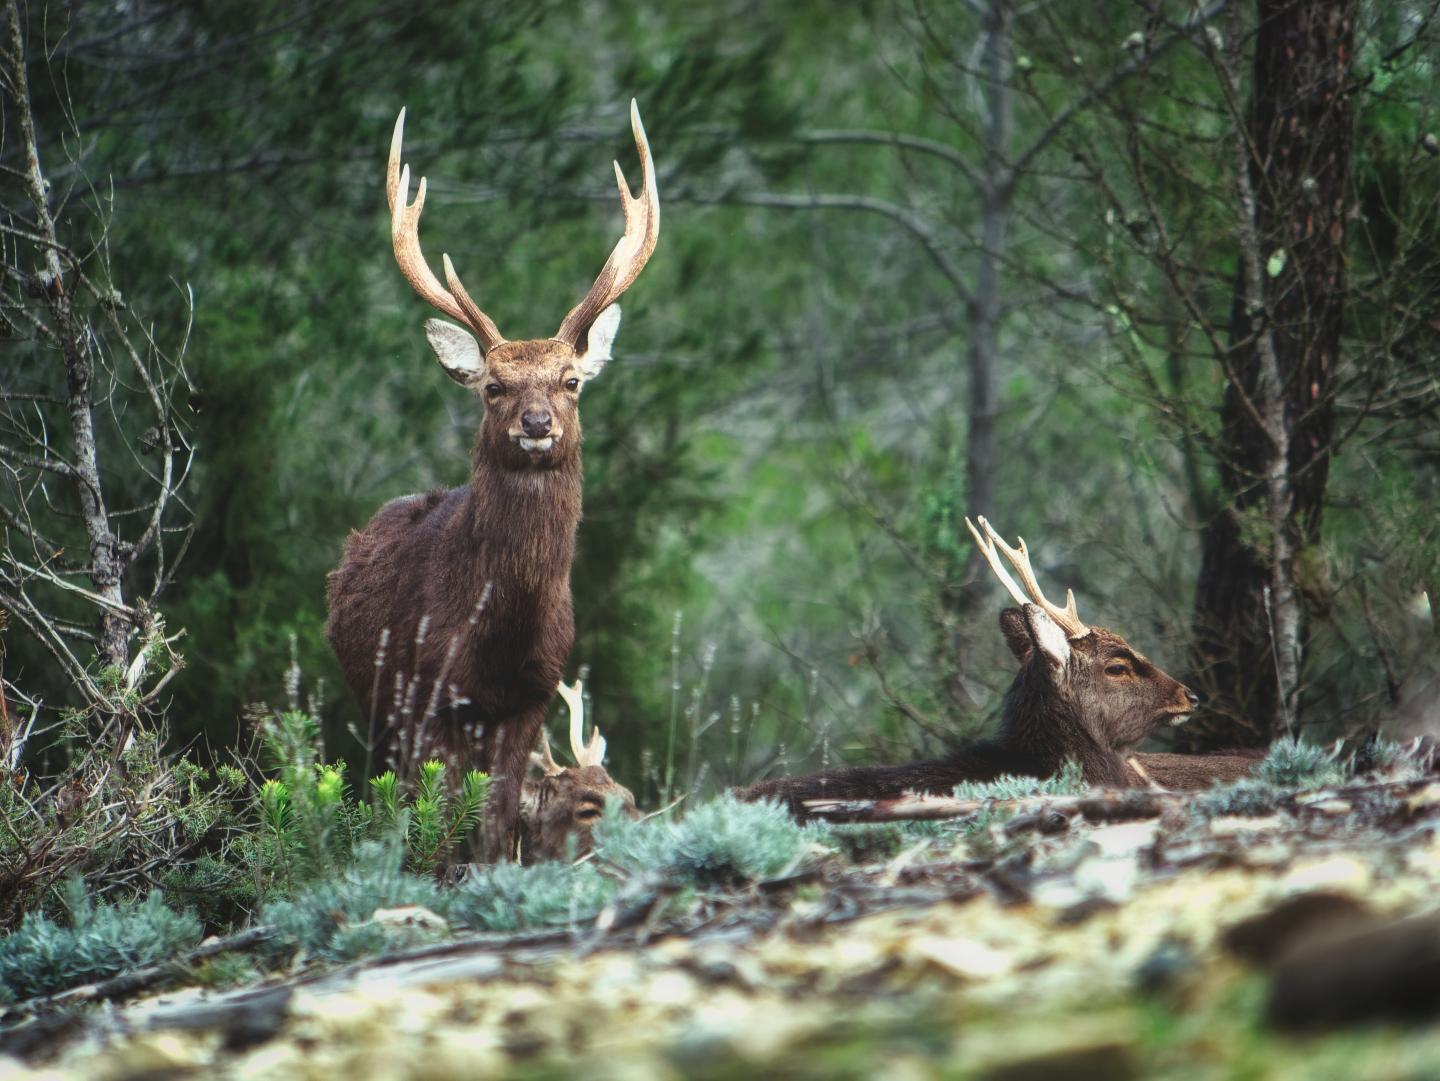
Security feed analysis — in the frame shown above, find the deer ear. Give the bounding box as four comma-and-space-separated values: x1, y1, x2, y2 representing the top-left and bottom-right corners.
1021, 603, 1071, 673
574, 304, 621, 381
998, 608, 1032, 663
424, 318, 486, 385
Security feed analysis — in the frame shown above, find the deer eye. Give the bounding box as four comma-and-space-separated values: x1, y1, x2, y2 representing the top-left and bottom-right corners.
564, 377, 580, 392
484, 383, 503, 400
1105, 661, 1132, 678
575, 806, 602, 822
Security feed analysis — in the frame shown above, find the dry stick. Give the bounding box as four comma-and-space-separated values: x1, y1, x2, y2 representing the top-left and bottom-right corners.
801, 775, 1440, 826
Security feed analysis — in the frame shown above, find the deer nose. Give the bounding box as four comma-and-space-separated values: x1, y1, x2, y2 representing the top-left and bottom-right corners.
1186, 689, 1201, 708
521, 409, 552, 438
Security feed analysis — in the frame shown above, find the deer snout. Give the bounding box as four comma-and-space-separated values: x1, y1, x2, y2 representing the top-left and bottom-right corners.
521, 409, 553, 438
1186, 689, 1200, 708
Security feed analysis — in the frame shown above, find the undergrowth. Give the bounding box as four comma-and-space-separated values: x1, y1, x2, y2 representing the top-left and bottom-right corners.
0, 881, 201, 1004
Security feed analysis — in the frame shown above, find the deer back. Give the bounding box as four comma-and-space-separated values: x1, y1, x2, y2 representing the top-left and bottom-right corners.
1129, 750, 1263, 789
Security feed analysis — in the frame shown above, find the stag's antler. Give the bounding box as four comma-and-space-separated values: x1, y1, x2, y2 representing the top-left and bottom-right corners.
553, 100, 660, 348
965, 515, 1091, 639
387, 109, 507, 354
530, 728, 565, 776
556, 678, 607, 768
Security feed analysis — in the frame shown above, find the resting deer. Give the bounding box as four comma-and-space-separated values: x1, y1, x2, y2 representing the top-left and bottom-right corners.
739, 517, 1206, 816
326, 101, 659, 859
520, 679, 637, 862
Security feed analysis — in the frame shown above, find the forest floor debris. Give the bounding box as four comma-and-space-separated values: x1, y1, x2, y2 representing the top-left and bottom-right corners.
5, 773, 1440, 1079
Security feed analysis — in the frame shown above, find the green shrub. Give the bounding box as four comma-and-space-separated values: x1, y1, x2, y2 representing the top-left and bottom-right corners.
595, 794, 810, 886
371, 762, 489, 874
1, 721, 250, 933
451, 862, 620, 933
0, 882, 201, 1004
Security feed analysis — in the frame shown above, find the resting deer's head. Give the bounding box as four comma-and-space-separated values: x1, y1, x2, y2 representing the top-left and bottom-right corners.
520, 679, 637, 863
386, 102, 659, 472
969, 517, 1200, 756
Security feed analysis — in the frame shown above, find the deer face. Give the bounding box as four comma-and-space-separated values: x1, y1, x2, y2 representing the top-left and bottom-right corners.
424, 306, 620, 471
1001, 604, 1199, 754
520, 764, 637, 863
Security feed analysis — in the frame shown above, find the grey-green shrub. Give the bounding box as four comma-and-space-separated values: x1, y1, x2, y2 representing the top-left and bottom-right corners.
262, 843, 448, 962
1254, 737, 1346, 790
450, 862, 620, 933
952, 759, 1088, 800
0, 883, 201, 1004
594, 794, 809, 886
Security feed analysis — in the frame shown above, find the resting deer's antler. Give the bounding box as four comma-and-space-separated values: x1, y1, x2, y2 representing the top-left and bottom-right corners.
552, 100, 660, 349
387, 108, 507, 353
530, 728, 565, 777
556, 678, 607, 768
965, 515, 1091, 639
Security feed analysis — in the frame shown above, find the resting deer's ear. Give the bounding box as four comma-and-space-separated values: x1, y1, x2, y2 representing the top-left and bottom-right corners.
999, 608, 1032, 663
574, 304, 621, 381
424, 318, 486, 385
1021, 603, 1071, 673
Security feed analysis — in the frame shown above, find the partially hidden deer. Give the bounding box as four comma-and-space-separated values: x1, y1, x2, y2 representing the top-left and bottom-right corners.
520, 679, 637, 862
739, 517, 1215, 817
326, 101, 659, 860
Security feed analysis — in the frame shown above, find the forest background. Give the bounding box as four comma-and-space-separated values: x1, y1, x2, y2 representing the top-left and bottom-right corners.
3, 0, 1438, 811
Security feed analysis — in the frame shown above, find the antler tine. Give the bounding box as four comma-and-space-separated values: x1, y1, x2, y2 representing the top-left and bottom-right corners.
964, 515, 1090, 639
530, 728, 564, 776
554, 100, 661, 348
556, 678, 606, 768
387, 109, 506, 353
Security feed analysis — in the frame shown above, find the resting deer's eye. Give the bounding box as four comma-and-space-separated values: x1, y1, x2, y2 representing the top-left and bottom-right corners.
1105, 662, 1132, 678
564, 377, 580, 392
484, 383, 503, 400
575, 806, 602, 822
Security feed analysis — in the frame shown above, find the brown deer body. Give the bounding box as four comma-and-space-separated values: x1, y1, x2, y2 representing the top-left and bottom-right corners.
326, 103, 658, 859
1128, 750, 1262, 789
739, 519, 1202, 817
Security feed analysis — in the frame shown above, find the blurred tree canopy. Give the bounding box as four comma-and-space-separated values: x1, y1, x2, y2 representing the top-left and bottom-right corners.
3, 0, 1437, 796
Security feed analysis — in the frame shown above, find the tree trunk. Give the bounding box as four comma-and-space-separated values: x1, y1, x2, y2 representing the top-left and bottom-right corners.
3, 0, 131, 671
938, 0, 1012, 712
1189, 0, 1355, 747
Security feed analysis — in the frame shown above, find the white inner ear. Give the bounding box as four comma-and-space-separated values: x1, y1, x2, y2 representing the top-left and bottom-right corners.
575, 304, 621, 381
424, 318, 486, 385
1027, 605, 1072, 672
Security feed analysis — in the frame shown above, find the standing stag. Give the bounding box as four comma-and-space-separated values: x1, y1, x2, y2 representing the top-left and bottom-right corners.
326, 102, 659, 859
739, 518, 1211, 817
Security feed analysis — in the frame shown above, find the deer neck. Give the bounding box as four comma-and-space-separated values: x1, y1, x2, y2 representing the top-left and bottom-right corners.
463, 452, 583, 586
998, 665, 1124, 779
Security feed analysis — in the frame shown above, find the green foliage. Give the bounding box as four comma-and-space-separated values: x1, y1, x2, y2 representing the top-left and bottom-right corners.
1, 722, 251, 933
450, 863, 620, 934
0, 882, 201, 1005
262, 843, 448, 963
594, 795, 810, 887
372, 763, 490, 874
253, 709, 372, 888
1254, 738, 1347, 791
254, 707, 490, 881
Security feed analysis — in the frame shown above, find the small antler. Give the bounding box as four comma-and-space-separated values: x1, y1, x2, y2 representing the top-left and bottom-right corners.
556, 678, 607, 768
530, 728, 564, 777
553, 100, 660, 349
386, 108, 506, 353
964, 515, 1091, 639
